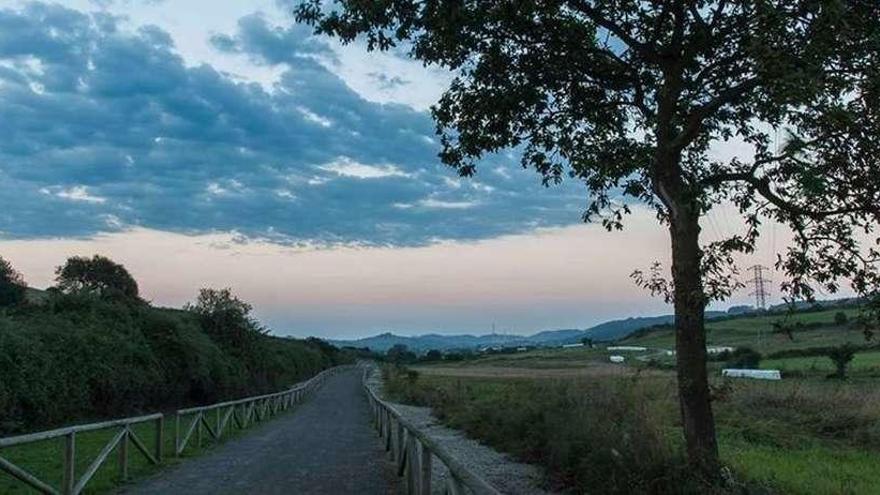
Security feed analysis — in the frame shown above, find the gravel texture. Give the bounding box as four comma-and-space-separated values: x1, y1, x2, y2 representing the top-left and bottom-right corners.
122, 369, 398, 495
367, 369, 554, 495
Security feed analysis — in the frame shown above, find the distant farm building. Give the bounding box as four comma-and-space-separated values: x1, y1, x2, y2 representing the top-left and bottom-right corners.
722, 369, 782, 380
707, 346, 735, 354
607, 346, 647, 352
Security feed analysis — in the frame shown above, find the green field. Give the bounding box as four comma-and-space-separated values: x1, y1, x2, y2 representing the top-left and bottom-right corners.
623, 307, 866, 353
762, 351, 880, 376
389, 306, 880, 494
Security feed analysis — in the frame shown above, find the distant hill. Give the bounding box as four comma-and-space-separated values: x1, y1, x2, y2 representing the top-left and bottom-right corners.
329, 312, 726, 352
329, 297, 864, 353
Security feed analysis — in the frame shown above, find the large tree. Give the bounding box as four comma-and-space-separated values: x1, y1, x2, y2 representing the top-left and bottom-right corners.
295, 0, 880, 476
55, 255, 139, 300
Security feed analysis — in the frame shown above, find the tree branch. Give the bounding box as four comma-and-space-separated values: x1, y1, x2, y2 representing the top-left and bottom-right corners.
568, 1, 659, 62
703, 171, 872, 219
671, 77, 759, 151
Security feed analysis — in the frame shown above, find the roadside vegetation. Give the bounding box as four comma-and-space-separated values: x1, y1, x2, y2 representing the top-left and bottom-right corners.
381, 306, 880, 494
0, 255, 350, 434
0, 254, 352, 493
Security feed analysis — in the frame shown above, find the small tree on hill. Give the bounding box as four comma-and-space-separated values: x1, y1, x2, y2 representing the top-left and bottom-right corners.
55, 255, 139, 300
187, 288, 266, 355
296, 1, 880, 477
834, 311, 849, 326
827, 344, 856, 379
0, 256, 27, 307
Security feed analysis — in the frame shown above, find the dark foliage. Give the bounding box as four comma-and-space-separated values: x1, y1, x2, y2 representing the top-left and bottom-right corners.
0, 290, 349, 434
827, 344, 857, 379
724, 347, 762, 369
295, 0, 880, 474
767, 343, 876, 360
386, 343, 417, 364
0, 256, 26, 307
55, 255, 139, 300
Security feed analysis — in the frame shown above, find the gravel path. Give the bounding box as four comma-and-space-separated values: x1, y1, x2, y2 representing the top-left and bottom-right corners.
366, 369, 554, 495
123, 370, 398, 495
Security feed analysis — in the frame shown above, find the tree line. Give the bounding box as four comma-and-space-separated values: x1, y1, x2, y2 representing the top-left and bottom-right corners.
0, 254, 349, 433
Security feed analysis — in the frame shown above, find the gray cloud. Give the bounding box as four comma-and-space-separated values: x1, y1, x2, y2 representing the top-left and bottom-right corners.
0, 2, 586, 246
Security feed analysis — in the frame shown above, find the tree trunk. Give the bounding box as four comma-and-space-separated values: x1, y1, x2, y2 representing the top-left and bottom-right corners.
669, 205, 720, 478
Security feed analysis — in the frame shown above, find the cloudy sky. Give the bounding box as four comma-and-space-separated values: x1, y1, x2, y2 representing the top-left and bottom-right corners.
0, 0, 783, 338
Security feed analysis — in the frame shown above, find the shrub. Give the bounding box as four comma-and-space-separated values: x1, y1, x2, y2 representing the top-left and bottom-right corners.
834, 311, 849, 326
0, 289, 348, 434
827, 344, 857, 379
0, 256, 26, 307
726, 347, 762, 368
0, 257, 27, 307
381, 367, 703, 494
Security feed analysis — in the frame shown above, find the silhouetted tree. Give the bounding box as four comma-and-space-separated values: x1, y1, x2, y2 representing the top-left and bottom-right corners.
296, 1, 880, 476
187, 288, 266, 355
0, 256, 26, 307
55, 255, 139, 300
828, 343, 856, 379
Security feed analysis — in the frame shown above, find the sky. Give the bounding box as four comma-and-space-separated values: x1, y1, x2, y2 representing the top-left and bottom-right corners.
0, 0, 785, 339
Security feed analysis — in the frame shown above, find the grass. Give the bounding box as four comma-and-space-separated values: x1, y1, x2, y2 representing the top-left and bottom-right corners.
385, 363, 880, 494
0, 406, 296, 494
623, 307, 868, 354
723, 440, 880, 495
761, 351, 880, 376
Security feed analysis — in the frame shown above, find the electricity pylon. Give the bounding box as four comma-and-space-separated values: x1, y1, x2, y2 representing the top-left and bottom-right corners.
746, 265, 772, 310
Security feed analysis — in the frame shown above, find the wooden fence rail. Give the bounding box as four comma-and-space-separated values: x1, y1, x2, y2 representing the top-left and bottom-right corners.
362, 365, 500, 495
174, 365, 347, 455
0, 413, 163, 495
0, 365, 348, 495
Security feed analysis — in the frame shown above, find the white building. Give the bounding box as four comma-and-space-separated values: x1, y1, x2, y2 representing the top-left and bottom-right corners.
722, 369, 781, 380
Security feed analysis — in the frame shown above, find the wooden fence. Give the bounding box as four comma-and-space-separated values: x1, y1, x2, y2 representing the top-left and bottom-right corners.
0, 365, 348, 495
362, 366, 500, 495
174, 365, 346, 455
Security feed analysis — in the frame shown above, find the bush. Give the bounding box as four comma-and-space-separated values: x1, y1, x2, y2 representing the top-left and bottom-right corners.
827, 344, 857, 379
0, 290, 349, 434
725, 347, 762, 368
834, 311, 849, 326
0, 256, 26, 307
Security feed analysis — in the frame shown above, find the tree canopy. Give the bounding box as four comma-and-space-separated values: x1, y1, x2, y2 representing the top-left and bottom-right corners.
297, 0, 879, 303
0, 256, 27, 307
187, 288, 267, 356
55, 255, 139, 300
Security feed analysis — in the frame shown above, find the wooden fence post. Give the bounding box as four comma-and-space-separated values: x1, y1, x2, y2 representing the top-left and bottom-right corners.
118, 427, 129, 481
62, 431, 75, 495
155, 415, 164, 464
197, 413, 203, 448
406, 434, 417, 494
174, 413, 180, 457
420, 443, 432, 495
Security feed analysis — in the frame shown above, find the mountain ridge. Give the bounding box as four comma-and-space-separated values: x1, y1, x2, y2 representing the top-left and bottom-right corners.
327, 312, 726, 352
